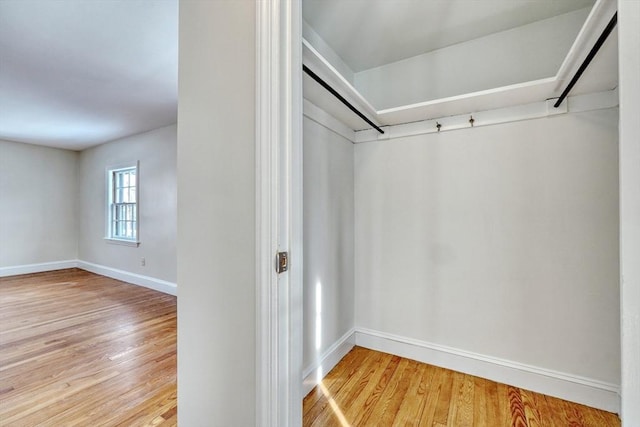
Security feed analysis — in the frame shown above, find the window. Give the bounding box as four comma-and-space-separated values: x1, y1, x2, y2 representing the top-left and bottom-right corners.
107, 164, 138, 243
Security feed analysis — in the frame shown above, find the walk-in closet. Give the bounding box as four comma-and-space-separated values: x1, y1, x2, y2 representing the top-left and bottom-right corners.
301, 0, 622, 424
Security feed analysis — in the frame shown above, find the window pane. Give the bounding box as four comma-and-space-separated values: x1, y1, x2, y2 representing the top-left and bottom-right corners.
109, 167, 137, 240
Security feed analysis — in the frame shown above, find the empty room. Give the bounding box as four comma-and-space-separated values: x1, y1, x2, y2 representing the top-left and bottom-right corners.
2, 0, 639, 426
0, 1, 178, 424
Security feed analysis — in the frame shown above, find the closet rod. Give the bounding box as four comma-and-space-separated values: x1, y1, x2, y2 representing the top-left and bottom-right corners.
303, 64, 385, 134
554, 12, 617, 108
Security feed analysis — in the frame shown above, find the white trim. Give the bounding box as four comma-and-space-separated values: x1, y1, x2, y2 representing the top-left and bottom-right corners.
355, 327, 620, 414
256, 0, 279, 424
289, 0, 305, 424
303, 98, 356, 142
77, 260, 176, 296
0, 260, 176, 297
302, 328, 356, 397
104, 238, 140, 247
378, 77, 555, 116
255, 0, 303, 426
106, 161, 140, 243
355, 88, 619, 143
0, 260, 78, 277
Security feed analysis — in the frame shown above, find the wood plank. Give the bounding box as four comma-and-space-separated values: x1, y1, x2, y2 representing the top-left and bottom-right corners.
524, 390, 557, 427
309, 349, 389, 426
371, 357, 414, 425
507, 386, 528, 427
390, 361, 432, 427
520, 388, 543, 427
449, 374, 474, 426
417, 365, 447, 427
431, 365, 455, 425
303, 346, 368, 414
303, 347, 381, 426
348, 354, 401, 426
472, 376, 488, 426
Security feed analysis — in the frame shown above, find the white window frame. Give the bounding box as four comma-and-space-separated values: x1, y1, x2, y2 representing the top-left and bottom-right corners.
105, 162, 140, 246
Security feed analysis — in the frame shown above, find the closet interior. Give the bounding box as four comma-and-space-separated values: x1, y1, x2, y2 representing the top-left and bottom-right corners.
301, 0, 620, 417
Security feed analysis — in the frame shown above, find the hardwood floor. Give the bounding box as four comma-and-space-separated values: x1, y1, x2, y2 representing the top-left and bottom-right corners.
0, 268, 177, 426
304, 346, 620, 427
1, 269, 621, 426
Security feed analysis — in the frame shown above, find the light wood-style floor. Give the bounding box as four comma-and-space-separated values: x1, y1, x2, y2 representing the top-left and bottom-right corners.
0, 268, 177, 426
304, 346, 620, 427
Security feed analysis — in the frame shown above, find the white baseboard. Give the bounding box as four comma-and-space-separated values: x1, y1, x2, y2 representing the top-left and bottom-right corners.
1, 259, 177, 296
303, 328, 356, 397
355, 327, 620, 414
77, 261, 177, 296
0, 260, 78, 277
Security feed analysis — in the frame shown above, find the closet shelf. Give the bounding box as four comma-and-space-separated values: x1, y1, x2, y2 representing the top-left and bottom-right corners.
302, 0, 617, 131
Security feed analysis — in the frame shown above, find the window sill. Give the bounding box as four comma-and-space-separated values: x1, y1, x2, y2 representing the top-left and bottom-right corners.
105, 238, 140, 247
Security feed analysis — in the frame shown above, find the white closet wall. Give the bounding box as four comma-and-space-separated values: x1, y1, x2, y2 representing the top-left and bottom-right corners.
354, 109, 620, 388
303, 115, 355, 390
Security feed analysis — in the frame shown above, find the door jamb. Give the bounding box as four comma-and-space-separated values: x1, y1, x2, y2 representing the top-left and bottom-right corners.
256, 1, 303, 425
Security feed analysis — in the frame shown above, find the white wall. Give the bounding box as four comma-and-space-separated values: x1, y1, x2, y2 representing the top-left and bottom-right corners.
303, 115, 355, 373
0, 140, 78, 270
177, 1, 256, 425
354, 109, 620, 385
354, 8, 591, 110
618, 0, 640, 424
78, 125, 176, 283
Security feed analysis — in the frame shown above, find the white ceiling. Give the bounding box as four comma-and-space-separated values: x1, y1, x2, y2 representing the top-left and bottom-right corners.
303, 0, 596, 73
0, 0, 177, 151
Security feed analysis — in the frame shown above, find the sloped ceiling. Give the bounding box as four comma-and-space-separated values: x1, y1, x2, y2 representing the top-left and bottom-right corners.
0, 0, 177, 150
